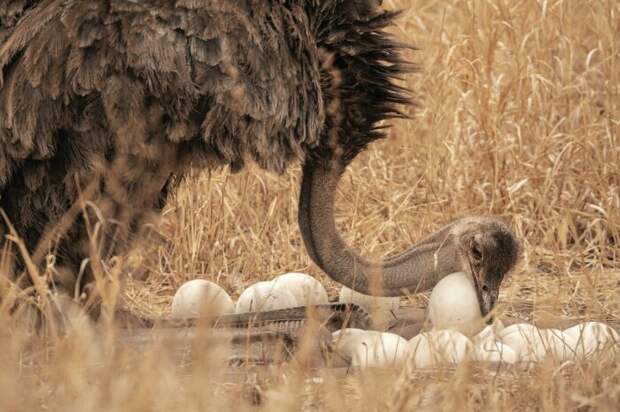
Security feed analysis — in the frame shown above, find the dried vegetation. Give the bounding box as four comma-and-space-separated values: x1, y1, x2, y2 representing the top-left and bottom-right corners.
1, 0, 619, 410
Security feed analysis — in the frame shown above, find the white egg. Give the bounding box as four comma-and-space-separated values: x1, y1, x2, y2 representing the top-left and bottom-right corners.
171, 279, 234, 319
331, 329, 409, 368
408, 330, 472, 368
563, 322, 620, 358
474, 325, 497, 346
235, 281, 298, 313
544, 329, 577, 362
499, 322, 541, 339
428, 272, 484, 336
473, 319, 506, 346
271, 272, 329, 306
471, 320, 517, 363
473, 339, 519, 364
338, 286, 400, 329
350, 332, 411, 369
499, 324, 576, 362
499, 323, 546, 361
331, 328, 368, 362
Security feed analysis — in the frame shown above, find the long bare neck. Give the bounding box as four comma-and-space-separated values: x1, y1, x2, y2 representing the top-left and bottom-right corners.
298, 161, 463, 296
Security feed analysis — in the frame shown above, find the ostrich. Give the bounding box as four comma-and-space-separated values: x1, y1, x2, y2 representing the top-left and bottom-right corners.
0, 0, 519, 320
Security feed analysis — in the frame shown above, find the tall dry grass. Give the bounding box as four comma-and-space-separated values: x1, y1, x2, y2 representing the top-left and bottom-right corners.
1, 0, 619, 410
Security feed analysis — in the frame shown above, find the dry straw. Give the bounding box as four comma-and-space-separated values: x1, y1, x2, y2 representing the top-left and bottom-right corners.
1, 0, 619, 410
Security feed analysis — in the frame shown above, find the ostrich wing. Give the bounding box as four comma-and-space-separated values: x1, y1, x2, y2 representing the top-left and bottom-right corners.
0, 0, 323, 191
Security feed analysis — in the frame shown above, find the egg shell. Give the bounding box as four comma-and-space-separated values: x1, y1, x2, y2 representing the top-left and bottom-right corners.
271, 272, 329, 306
474, 319, 506, 346
473, 339, 519, 364
171, 279, 234, 319
563, 322, 620, 358
408, 330, 472, 368
332, 328, 370, 354
331, 328, 378, 367
544, 329, 578, 361
499, 324, 577, 362
235, 281, 298, 313
428, 272, 485, 336
499, 323, 546, 361
350, 332, 411, 369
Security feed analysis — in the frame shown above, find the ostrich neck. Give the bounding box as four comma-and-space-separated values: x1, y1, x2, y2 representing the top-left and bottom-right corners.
298, 161, 463, 296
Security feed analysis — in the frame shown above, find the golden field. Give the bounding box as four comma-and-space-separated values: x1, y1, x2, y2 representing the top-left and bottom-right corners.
1, 0, 619, 410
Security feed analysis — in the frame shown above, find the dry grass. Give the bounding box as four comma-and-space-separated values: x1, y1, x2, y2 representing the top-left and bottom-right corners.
1, 0, 620, 410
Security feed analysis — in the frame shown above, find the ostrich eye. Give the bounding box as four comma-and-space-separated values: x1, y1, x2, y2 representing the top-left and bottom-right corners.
471, 242, 483, 262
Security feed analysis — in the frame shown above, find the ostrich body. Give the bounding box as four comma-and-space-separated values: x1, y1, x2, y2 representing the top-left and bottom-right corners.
0, 0, 518, 317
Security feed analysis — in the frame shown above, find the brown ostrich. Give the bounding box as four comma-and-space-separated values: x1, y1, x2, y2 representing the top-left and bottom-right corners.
0, 0, 519, 319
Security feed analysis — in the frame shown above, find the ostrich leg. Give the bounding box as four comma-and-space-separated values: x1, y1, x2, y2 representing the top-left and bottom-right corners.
1, 89, 180, 320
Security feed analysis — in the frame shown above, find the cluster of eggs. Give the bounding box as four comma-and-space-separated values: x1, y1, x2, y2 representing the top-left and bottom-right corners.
171, 272, 619, 369
336, 272, 618, 368
406, 320, 619, 367
171, 272, 328, 318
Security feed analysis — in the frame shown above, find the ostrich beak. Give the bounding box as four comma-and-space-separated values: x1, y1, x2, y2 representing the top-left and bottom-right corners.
468, 263, 499, 324
479, 285, 498, 324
